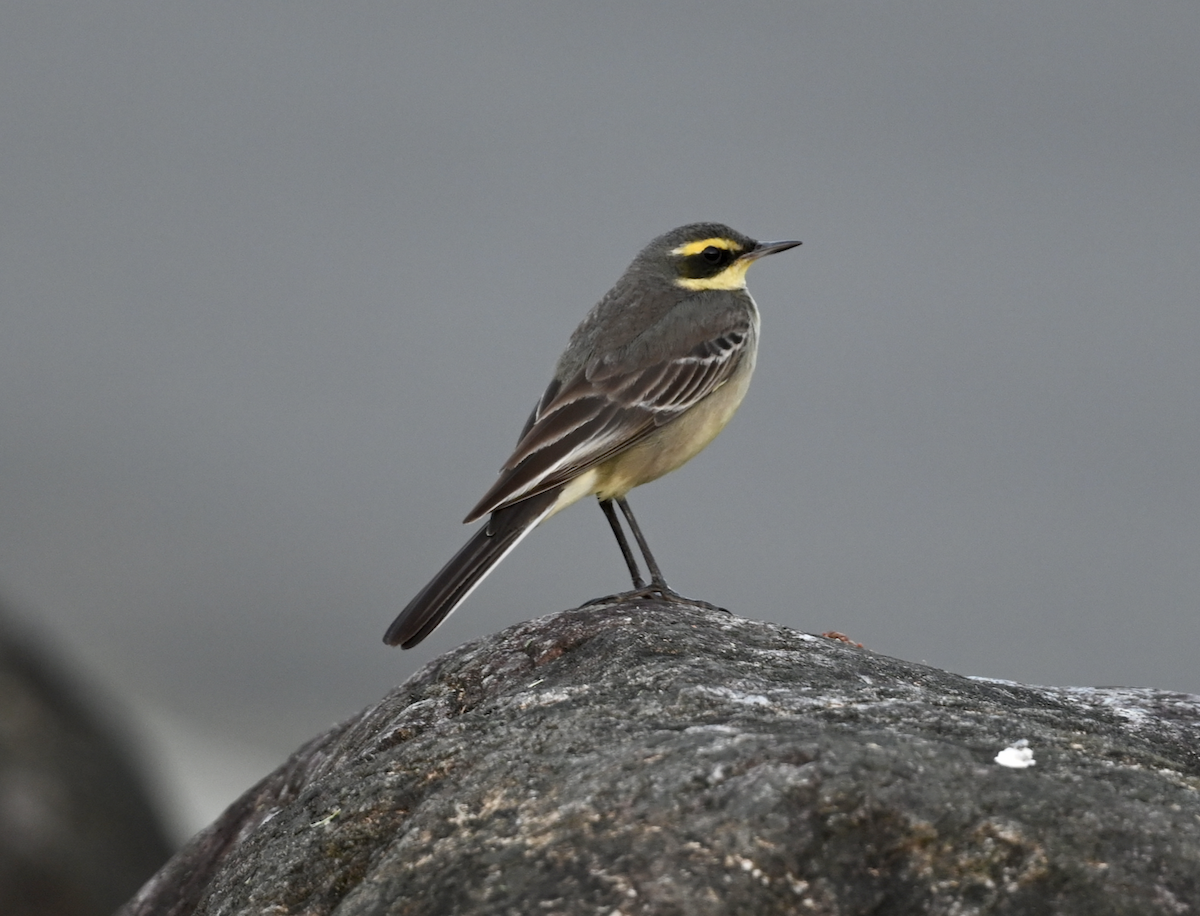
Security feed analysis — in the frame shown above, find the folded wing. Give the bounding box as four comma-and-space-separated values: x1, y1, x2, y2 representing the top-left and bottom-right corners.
464, 311, 753, 523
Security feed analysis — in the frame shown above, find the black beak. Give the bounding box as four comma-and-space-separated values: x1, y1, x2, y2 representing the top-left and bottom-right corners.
740, 239, 802, 261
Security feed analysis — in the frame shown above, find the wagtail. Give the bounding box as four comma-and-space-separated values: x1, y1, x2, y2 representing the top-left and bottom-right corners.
384, 223, 800, 648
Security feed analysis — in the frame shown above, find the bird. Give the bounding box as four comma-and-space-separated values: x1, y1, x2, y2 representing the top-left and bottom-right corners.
384, 223, 800, 649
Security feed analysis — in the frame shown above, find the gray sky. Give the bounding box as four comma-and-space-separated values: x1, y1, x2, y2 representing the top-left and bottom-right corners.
3, 2, 1198, 835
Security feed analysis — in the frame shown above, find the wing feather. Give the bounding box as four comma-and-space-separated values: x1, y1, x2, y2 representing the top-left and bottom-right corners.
464, 307, 754, 522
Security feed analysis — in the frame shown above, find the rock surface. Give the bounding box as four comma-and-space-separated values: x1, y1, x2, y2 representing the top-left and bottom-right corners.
0, 605, 174, 916
123, 601, 1200, 915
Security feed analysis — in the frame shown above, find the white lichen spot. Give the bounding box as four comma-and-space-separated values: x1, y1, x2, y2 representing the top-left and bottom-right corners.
725, 854, 768, 882
692, 685, 773, 707
995, 739, 1036, 769
309, 807, 340, 828
684, 723, 738, 735
512, 685, 584, 710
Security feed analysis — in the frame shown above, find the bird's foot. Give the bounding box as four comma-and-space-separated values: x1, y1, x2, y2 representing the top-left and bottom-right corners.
581, 583, 730, 614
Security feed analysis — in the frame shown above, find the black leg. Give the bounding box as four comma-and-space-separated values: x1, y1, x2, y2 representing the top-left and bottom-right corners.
599, 498, 646, 589
616, 497, 667, 588
582, 495, 730, 616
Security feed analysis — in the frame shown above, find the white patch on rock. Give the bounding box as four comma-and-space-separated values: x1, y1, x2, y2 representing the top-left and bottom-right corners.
995, 739, 1036, 769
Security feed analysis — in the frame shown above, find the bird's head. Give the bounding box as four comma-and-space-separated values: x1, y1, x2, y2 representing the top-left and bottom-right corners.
633, 223, 801, 292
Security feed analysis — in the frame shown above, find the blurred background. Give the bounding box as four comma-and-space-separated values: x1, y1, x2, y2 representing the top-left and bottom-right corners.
2, 1, 1198, 852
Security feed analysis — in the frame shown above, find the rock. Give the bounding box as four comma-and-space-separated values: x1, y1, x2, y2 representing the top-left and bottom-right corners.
122, 601, 1200, 915
0, 606, 174, 916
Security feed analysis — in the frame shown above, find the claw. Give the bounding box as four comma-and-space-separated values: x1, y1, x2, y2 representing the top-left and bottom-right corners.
581, 585, 729, 615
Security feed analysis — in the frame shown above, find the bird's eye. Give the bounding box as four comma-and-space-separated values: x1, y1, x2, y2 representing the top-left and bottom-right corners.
701, 246, 724, 264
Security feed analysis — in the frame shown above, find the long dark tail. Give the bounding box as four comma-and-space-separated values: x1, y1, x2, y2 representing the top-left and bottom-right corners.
383, 488, 561, 649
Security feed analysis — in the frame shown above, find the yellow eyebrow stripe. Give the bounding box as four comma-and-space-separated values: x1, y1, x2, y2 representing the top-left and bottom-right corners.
671, 237, 740, 256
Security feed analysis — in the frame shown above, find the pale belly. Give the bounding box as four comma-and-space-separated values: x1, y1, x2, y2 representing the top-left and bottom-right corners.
590, 351, 757, 500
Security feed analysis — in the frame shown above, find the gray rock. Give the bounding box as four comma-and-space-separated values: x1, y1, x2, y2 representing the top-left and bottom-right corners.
123, 601, 1200, 915
0, 606, 174, 916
